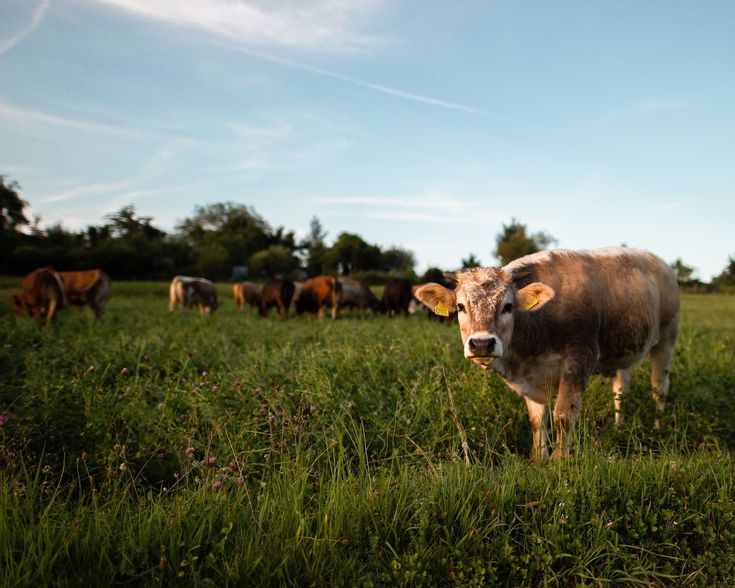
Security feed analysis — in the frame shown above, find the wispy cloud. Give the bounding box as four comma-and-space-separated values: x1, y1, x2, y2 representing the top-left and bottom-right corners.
0, 99, 155, 139
88, 0, 500, 117
41, 180, 132, 204
0, 0, 49, 56
315, 191, 504, 225
90, 0, 391, 53
635, 99, 685, 113
233, 47, 499, 117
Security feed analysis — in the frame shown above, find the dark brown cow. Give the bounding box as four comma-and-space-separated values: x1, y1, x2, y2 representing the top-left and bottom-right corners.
295, 276, 342, 319
169, 276, 219, 314
260, 279, 295, 319
415, 247, 680, 463
59, 269, 110, 319
233, 281, 261, 311
338, 278, 381, 314
12, 267, 66, 326
382, 278, 414, 317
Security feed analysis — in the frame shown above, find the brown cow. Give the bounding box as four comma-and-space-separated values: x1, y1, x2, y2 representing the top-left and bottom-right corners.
260, 279, 295, 319
59, 269, 110, 319
12, 267, 67, 326
382, 278, 414, 317
295, 276, 342, 319
415, 247, 680, 463
169, 275, 219, 314
233, 281, 261, 311
338, 278, 381, 314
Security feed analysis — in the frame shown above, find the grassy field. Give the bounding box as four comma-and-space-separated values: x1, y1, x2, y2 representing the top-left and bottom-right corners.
1, 278, 734, 586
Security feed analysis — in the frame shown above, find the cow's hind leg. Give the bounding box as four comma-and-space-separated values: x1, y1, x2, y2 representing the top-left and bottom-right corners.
649, 313, 680, 428
612, 369, 630, 427
551, 361, 588, 460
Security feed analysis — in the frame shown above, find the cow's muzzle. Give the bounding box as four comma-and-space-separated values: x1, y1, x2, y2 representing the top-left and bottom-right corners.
464, 332, 503, 361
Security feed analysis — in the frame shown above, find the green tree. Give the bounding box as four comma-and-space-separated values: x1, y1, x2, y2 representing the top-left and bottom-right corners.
325, 232, 382, 275
300, 216, 329, 277
493, 218, 556, 266
381, 246, 415, 272
104, 205, 164, 240
176, 202, 273, 278
0, 175, 29, 232
671, 258, 695, 286
713, 256, 735, 289
421, 267, 446, 283
249, 245, 300, 279
461, 253, 481, 269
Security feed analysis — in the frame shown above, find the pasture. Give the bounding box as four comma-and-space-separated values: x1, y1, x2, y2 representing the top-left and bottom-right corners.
1, 278, 734, 586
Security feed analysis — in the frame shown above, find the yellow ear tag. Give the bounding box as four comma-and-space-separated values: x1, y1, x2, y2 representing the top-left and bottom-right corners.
434, 304, 450, 317
524, 298, 538, 311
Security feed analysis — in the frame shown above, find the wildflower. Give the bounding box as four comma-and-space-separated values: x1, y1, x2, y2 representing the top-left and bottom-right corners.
210, 384, 218, 394
0, 413, 8, 427
236, 477, 245, 485
308, 405, 316, 415
212, 480, 222, 491
185, 447, 195, 458
201, 370, 208, 377
207, 455, 217, 466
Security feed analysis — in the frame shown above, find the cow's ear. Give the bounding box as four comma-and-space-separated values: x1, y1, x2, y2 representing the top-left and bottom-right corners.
516, 282, 555, 312
414, 283, 456, 316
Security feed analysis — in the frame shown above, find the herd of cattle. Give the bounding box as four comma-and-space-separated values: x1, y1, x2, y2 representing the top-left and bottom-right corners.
168, 274, 423, 319
10, 267, 433, 326
10, 248, 681, 462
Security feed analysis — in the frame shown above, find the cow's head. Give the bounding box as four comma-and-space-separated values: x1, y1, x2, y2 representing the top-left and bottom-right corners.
414, 268, 555, 367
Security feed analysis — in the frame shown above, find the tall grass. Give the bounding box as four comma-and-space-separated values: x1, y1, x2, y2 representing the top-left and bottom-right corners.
1, 280, 734, 585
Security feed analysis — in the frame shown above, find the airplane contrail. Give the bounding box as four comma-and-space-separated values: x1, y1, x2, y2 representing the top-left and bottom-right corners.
0, 0, 50, 56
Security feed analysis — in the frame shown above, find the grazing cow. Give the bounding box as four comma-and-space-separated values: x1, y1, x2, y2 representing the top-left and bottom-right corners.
12, 267, 67, 326
260, 279, 295, 319
295, 276, 342, 319
59, 269, 110, 319
233, 281, 261, 311
338, 278, 381, 314
169, 276, 219, 314
382, 278, 415, 317
415, 248, 680, 463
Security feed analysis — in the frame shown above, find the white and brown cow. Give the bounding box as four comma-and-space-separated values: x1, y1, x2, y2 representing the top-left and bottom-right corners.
415, 248, 680, 463
169, 275, 219, 314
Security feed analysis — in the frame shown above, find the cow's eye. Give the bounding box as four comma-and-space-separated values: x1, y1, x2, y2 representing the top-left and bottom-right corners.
456, 303, 465, 313
501, 302, 513, 314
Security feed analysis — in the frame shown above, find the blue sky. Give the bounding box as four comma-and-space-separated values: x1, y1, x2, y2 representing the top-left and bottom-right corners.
1, 0, 733, 279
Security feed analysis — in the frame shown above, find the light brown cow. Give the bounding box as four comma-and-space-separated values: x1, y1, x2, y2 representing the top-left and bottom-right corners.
12, 267, 67, 326
59, 269, 110, 319
233, 281, 261, 311
415, 247, 680, 463
169, 275, 219, 314
294, 276, 342, 319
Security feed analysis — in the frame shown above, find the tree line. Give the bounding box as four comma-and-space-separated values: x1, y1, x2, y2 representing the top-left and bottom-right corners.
2, 175, 734, 290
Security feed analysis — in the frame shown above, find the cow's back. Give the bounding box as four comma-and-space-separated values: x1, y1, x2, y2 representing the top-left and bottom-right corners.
506, 248, 679, 373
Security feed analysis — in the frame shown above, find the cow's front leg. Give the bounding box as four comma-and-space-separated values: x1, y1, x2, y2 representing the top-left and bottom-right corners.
524, 396, 549, 465
551, 367, 587, 460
